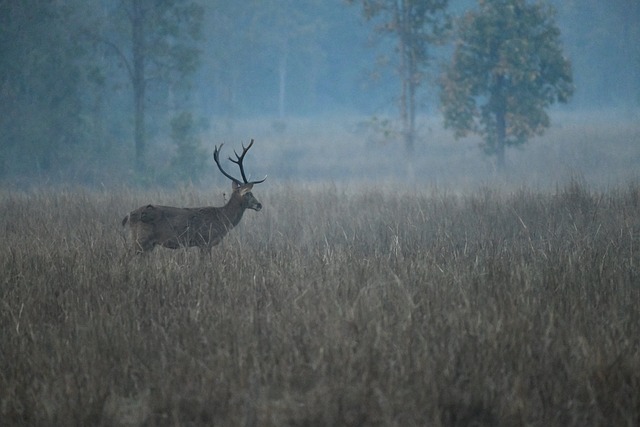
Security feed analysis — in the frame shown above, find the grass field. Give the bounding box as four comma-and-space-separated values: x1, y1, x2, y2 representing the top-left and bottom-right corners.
1, 181, 639, 426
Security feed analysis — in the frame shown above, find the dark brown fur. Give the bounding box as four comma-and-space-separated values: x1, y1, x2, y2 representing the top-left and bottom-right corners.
123, 141, 265, 254
122, 183, 261, 254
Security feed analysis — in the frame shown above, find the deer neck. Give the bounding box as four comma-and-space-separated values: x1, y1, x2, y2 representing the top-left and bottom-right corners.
221, 192, 246, 227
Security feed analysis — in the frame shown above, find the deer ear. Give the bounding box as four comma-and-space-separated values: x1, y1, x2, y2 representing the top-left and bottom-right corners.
232, 181, 240, 191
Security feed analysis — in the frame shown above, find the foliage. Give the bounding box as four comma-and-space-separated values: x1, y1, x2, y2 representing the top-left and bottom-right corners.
439, 0, 573, 168
1, 183, 639, 424
0, 0, 204, 182
348, 0, 451, 152
0, 1, 88, 178
97, 0, 203, 172
0, 1, 637, 185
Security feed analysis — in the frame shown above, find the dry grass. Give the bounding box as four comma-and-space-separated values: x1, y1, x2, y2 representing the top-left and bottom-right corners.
1, 182, 639, 426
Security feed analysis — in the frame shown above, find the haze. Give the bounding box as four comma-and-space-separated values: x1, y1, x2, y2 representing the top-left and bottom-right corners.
1, 0, 638, 190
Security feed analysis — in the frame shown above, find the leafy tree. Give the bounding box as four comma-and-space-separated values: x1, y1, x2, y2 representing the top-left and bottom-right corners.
440, 0, 573, 169
348, 0, 450, 152
92, 0, 203, 172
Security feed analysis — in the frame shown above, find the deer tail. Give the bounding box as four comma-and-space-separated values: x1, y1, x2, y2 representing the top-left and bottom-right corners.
122, 214, 129, 227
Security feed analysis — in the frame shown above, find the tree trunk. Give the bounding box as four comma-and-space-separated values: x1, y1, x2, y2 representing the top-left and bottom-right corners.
398, 30, 414, 152
406, 53, 417, 154
277, 56, 286, 119
400, 55, 410, 152
132, 0, 146, 172
495, 107, 506, 170
397, 1, 417, 154
494, 74, 506, 170
278, 40, 288, 120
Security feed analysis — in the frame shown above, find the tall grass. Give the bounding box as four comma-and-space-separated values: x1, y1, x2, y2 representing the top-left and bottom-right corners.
1, 182, 639, 426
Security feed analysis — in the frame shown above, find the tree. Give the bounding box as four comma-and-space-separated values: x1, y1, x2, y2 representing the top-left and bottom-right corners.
0, 0, 87, 178
348, 0, 450, 152
439, 0, 573, 169
168, 111, 206, 184
94, 0, 202, 172
248, 0, 326, 119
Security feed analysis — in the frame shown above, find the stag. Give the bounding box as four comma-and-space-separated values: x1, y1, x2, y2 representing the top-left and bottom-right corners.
122, 139, 266, 254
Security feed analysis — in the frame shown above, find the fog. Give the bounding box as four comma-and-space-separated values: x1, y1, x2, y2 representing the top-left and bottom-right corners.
1, 0, 638, 190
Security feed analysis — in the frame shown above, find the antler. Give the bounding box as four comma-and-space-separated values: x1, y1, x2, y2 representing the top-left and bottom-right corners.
213, 139, 266, 185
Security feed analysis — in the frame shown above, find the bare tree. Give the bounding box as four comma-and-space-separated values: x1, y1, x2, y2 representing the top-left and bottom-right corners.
348, 0, 450, 152
90, 0, 202, 172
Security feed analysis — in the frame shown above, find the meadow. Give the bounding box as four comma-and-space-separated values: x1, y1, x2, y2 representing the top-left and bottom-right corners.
1, 180, 639, 426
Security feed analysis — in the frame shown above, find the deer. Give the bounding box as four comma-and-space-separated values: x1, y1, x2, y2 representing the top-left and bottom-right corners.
122, 139, 266, 254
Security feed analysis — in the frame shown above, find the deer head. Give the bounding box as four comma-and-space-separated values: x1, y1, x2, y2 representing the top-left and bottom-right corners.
213, 139, 266, 211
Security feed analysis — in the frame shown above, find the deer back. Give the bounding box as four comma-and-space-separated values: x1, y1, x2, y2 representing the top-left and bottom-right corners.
126, 202, 245, 251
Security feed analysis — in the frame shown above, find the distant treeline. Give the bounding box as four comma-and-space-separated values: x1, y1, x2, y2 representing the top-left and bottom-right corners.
0, 0, 637, 183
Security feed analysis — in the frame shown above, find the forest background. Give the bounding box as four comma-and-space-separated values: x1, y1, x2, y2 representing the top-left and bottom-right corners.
1, 0, 638, 189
